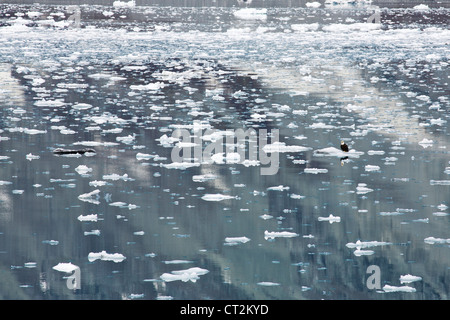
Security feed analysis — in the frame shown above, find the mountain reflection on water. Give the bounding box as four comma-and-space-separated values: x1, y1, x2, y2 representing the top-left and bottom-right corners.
0, 1, 449, 300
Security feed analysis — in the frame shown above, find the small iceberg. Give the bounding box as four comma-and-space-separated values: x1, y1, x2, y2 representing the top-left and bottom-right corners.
234, 8, 267, 20
201, 194, 236, 202
224, 237, 250, 245
78, 189, 100, 205
365, 165, 380, 172
257, 282, 280, 286
267, 185, 290, 191
383, 285, 416, 293
52, 262, 79, 273
424, 237, 450, 244
88, 250, 126, 263
304, 168, 328, 174
318, 214, 341, 224
356, 183, 373, 195
418, 138, 434, 148
160, 267, 209, 283
264, 230, 299, 240
263, 142, 311, 153
400, 274, 422, 284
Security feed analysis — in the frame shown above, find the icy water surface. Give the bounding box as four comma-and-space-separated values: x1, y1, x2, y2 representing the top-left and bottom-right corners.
0, 1, 449, 300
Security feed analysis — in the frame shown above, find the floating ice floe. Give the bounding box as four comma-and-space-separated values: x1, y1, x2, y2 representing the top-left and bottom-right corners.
318, 214, 341, 224
224, 237, 250, 245
192, 174, 217, 182
313, 147, 364, 158
84, 230, 100, 236
257, 282, 280, 286
23, 128, 47, 135
400, 274, 422, 284
383, 285, 416, 293
52, 262, 79, 273
264, 230, 299, 240
74, 141, 119, 147
418, 138, 434, 148
78, 189, 101, 205
211, 152, 240, 164
162, 162, 201, 170
26, 153, 40, 161
130, 81, 165, 91
267, 185, 289, 191
72, 103, 93, 110
113, 0, 136, 8
201, 193, 236, 202
346, 240, 392, 249
34, 99, 66, 107
424, 237, 450, 244
353, 249, 374, 256
234, 8, 267, 20
77, 214, 98, 222
413, 4, 430, 11
356, 183, 373, 194
263, 142, 311, 153
88, 250, 126, 263
160, 267, 209, 283
102, 173, 134, 181
367, 150, 385, 155
162, 260, 193, 265
75, 165, 92, 175
304, 168, 328, 174
365, 165, 380, 172
306, 1, 321, 8
430, 180, 450, 186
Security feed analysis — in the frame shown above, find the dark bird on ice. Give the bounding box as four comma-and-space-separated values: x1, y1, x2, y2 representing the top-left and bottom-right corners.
340, 141, 349, 152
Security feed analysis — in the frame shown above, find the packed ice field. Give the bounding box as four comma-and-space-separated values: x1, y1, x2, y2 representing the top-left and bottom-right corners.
0, 1, 449, 299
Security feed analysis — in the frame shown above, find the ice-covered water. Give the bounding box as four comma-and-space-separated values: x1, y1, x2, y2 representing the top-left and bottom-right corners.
0, 0, 449, 300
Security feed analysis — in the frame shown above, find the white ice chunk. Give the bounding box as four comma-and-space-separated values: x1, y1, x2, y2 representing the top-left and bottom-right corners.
318, 214, 341, 224
346, 240, 392, 249
224, 237, 251, 245
263, 142, 311, 153
113, 0, 135, 8
160, 267, 209, 283
356, 183, 373, 194
424, 237, 450, 244
77, 214, 98, 222
383, 285, 416, 293
72, 103, 93, 110
52, 262, 78, 273
75, 165, 92, 175
162, 162, 201, 170
304, 168, 328, 174
400, 274, 422, 284
130, 82, 165, 91
267, 185, 290, 191
26, 153, 40, 161
103, 173, 134, 181
88, 250, 126, 263
78, 189, 100, 205
264, 230, 299, 240
418, 138, 434, 148
257, 282, 280, 286
201, 194, 236, 201
234, 8, 267, 20
192, 174, 217, 182
365, 165, 380, 172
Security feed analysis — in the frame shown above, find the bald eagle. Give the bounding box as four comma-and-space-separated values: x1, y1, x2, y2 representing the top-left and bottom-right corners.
340, 141, 349, 152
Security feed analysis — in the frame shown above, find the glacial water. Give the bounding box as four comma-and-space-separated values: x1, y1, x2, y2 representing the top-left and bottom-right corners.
0, 0, 449, 300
